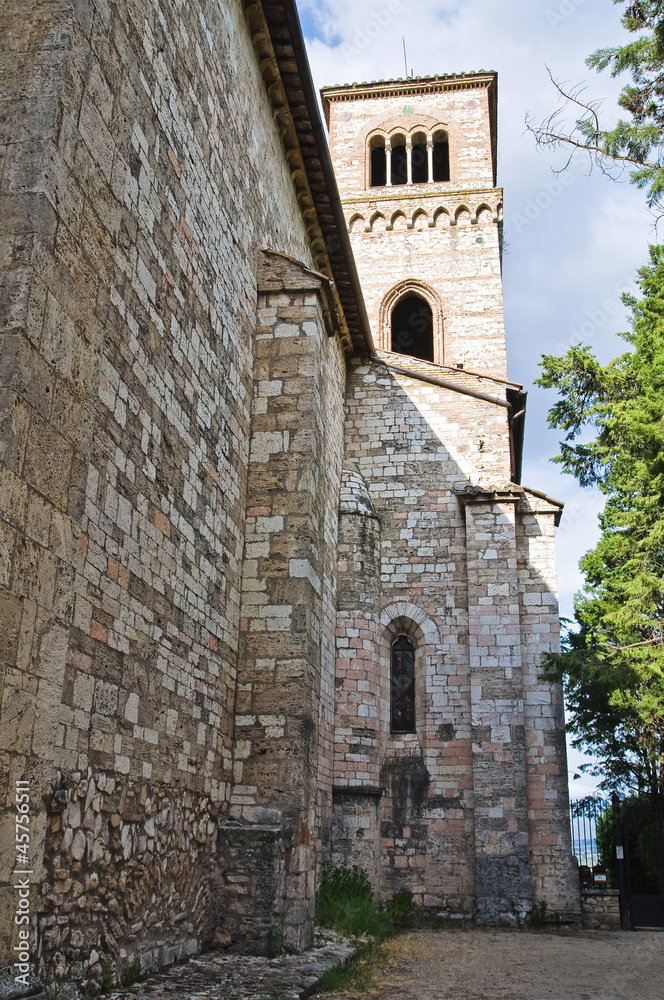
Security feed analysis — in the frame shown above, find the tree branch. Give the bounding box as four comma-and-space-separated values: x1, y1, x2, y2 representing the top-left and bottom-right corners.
525, 70, 661, 174
600, 637, 664, 658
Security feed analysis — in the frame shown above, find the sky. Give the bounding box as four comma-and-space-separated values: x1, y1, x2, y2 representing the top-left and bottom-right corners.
295, 0, 656, 797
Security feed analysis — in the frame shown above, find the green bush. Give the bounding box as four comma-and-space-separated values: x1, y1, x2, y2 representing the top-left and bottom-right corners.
386, 889, 414, 924
315, 865, 393, 940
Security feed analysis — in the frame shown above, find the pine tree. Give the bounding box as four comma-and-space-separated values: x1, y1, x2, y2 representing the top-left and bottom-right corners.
538, 246, 664, 796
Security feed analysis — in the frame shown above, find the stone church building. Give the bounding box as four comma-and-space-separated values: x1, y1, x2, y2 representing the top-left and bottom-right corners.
0, 0, 579, 986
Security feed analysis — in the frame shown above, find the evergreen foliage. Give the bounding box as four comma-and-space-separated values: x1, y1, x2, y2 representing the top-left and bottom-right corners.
529, 1, 664, 207
586, 0, 664, 205
537, 246, 664, 796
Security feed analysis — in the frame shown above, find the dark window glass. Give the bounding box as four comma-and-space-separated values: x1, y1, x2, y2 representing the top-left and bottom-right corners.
391, 144, 407, 185
391, 635, 415, 733
371, 146, 386, 187
391, 294, 434, 361
412, 142, 428, 184
433, 139, 450, 182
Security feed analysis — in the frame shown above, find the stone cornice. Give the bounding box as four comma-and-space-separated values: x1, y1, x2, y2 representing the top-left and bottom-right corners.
321, 73, 496, 110
454, 484, 524, 507
342, 186, 503, 207
258, 249, 342, 340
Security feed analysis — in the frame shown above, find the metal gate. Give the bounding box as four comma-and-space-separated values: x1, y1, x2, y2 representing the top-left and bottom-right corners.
615, 795, 664, 929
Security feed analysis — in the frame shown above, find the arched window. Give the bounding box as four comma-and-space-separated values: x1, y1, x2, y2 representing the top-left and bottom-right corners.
391, 294, 434, 361
391, 135, 407, 185
370, 137, 386, 187
391, 635, 416, 733
412, 131, 428, 184
432, 130, 450, 182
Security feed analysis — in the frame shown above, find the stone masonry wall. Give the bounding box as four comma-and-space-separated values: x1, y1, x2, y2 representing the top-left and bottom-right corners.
336, 356, 579, 922
337, 356, 514, 916
580, 890, 621, 931
461, 491, 531, 924
228, 252, 346, 953
517, 493, 580, 919
0, 0, 318, 981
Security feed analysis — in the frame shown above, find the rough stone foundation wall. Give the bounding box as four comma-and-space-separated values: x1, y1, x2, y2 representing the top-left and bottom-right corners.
0, 0, 319, 980
580, 890, 621, 931
40, 768, 218, 983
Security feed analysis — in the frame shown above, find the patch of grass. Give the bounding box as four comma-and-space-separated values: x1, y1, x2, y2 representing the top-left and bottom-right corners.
319, 940, 387, 993
99, 959, 115, 994
531, 900, 547, 929
315, 865, 393, 941
266, 923, 285, 958
315, 866, 410, 993
122, 959, 140, 988
45, 983, 67, 1000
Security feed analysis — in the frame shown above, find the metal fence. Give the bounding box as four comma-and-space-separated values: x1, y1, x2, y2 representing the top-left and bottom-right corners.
569, 796, 611, 868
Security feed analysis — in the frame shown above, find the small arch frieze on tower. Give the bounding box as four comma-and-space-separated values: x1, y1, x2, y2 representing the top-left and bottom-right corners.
369, 211, 386, 232
350, 200, 501, 234
432, 206, 451, 228
411, 208, 429, 230
388, 210, 408, 231
452, 205, 471, 226
347, 213, 365, 233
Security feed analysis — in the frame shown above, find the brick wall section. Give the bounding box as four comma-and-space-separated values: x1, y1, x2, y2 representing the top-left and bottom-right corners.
337, 357, 515, 915
460, 490, 530, 924
517, 493, 580, 919
332, 471, 383, 884
335, 471, 382, 790
0, 0, 318, 980
229, 252, 346, 952
336, 358, 580, 922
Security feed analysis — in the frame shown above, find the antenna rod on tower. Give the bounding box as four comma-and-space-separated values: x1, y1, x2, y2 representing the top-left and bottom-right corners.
402, 37, 408, 78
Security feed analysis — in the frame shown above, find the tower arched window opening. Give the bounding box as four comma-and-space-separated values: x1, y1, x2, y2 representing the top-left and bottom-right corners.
391, 294, 434, 362
432, 130, 450, 182
391, 136, 407, 185
411, 132, 428, 184
370, 137, 387, 187
391, 634, 416, 733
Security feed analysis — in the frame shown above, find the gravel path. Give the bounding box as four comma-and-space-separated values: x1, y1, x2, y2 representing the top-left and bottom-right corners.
327, 929, 663, 1000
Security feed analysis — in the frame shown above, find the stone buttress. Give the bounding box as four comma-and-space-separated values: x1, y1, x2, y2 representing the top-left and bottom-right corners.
222, 251, 345, 952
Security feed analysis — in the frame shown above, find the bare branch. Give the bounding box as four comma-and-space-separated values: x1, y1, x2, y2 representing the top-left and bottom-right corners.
600, 637, 664, 658
525, 71, 661, 176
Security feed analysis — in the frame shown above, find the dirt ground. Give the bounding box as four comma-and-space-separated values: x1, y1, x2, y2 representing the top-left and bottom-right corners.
328, 928, 664, 1000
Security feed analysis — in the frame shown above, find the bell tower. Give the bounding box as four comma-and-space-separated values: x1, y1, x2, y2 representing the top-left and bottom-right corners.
322, 73, 505, 377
